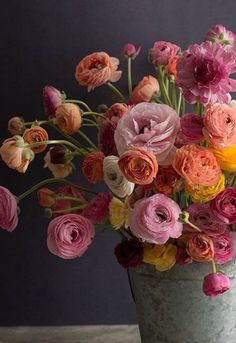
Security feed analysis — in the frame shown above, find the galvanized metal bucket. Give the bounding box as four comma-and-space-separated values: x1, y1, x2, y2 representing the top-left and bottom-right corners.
128, 261, 236, 343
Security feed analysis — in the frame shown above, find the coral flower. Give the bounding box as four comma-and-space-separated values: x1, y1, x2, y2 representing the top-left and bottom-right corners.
75, 52, 122, 91
37, 188, 55, 207
153, 165, 181, 197
105, 103, 128, 119
131, 76, 160, 104
186, 233, 214, 262
167, 56, 179, 78
55, 103, 82, 135
23, 126, 49, 154
82, 151, 105, 184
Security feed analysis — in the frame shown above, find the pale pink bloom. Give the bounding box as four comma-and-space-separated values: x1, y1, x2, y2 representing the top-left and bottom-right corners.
81, 193, 112, 224
47, 214, 95, 259
205, 25, 236, 51
176, 41, 236, 104
180, 113, 204, 143
149, 41, 180, 65
114, 103, 180, 165
0, 186, 18, 232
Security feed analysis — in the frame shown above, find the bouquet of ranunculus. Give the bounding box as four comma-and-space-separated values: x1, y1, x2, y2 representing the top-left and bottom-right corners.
2, 24, 236, 297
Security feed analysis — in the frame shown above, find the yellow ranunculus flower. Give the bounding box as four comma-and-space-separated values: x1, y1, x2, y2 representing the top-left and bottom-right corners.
143, 243, 177, 272
210, 144, 236, 172
109, 197, 129, 230
185, 173, 225, 202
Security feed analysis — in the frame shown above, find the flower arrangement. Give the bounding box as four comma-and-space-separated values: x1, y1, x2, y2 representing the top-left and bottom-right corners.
2, 24, 236, 298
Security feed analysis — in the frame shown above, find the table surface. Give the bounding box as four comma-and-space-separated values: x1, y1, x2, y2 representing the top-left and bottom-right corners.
0, 325, 141, 343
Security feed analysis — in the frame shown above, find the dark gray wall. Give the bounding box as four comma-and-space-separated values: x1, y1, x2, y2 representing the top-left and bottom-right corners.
0, 0, 236, 325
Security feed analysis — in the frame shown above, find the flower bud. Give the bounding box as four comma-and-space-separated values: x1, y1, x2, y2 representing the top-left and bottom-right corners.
123, 43, 141, 59
8, 117, 24, 135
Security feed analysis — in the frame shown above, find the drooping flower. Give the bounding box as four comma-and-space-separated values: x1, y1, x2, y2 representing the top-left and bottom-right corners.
172, 144, 221, 187
49, 145, 70, 164
186, 233, 214, 262
203, 272, 232, 297
180, 113, 204, 143
23, 126, 49, 154
105, 103, 128, 120
0, 186, 18, 232
149, 41, 180, 66
210, 187, 236, 224
131, 76, 160, 104
143, 243, 177, 271
205, 24, 236, 51
114, 103, 180, 165
103, 156, 135, 198
98, 116, 119, 156
210, 144, 236, 172
82, 151, 105, 184
37, 188, 55, 207
114, 239, 144, 268
43, 85, 64, 118
47, 213, 95, 259
212, 231, 234, 264
153, 165, 182, 197
75, 52, 122, 91
175, 247, 193, 266
81, 192, 112, 224
118, 147, 158, 185
129, 193, 183, 244
176, 41, 236, 104
123, 43, 141, 59
109, 197, 129, 230
55, 103, 82, 135
8, 116, 24, 135
44, 149, 73, 178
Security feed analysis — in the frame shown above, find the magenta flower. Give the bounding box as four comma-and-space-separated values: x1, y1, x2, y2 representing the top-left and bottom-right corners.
98, 117, 119, 156
205, 24, 236, 51
210, 187, 236, 224
114, 103, 180, 165
176, 41, 236, 104
0, 186, 18, 232
184, 203, 227, 237
123, 43, 141, 59
212, 231, 234, 264
129, 193, 183, 244
180, 113, 204, 143
203, 272, 232, 297
149, 41, 180, 66
43, 85, 64, 118
176, 247, 192, 266
114, 239, 144, 268
81, 192, 112, 224
47, 213, 95, 259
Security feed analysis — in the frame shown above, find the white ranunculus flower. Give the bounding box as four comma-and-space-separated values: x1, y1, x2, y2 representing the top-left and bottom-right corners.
103, 156, 135, 198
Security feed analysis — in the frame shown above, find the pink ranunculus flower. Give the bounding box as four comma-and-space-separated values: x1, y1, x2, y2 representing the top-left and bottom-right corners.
176, 247, 193, 266
123, 43, 141, 59
205, 24, 236, 51
202, 272, 232, 297
81, 192, 112, 224
43, 85, 64, 118
211, 231, 234, 264
149, 41, 180, 66
176, 41, 236, 105
47, 213, 95, 259
114, 103, 180, 165
0, 186, 18, 232
180, 113, 204, 143
184, 203, 227, 237
129, 193, 183, 244
98, 116, 119, 156
210, 187, 236, 224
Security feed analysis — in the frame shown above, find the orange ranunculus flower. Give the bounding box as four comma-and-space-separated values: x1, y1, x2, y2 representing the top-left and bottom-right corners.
75, 52, 122, 91
37, 188, 55, 207
105, 103, 128, 119
118, 147, 158, 185
23, 126, 49, 154
8, 116, 24, 135
177, 232, 194, 248
186, 233, 214, 262
153, 165, 181, 197
82, 151, 105, 184
131, 75, 159, 104
167, 56, 179, 78
172, 144, 221, 187
55, 103, 82, 135
203, 103, 236, 148
210, 144, 236, 172
0, 137, 34, 173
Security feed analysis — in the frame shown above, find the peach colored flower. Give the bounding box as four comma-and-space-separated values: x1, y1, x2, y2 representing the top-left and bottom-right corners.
153, 165, 181, 197
23, 126, 49, 154
203, 103, 236, 148
44, 150, 73, 178
105, 103, 128, 119
131, 76, 159, 104
75, 52, 122, 91
37, 188, 55, 207
172, 144, 221, 187
55, 103, 82, 135
82, 151, 105, 184
8, 116, 24, 135
186, 233, 214, 262
118, 148, 158, 185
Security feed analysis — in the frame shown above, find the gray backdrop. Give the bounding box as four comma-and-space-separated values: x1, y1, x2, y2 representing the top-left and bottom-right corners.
0, 0, 235, 325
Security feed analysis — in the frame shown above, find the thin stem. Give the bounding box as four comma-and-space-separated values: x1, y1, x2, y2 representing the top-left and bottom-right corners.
127, 57, 132, 98
77, 130, 97, 150
156, 67, 172, 107
64, 99, 92, 112
106, 82, 126, 102
211, 259, 217, 274
52, 204, 87, 214
82, 118, 97, 124
186, 219, 202, 233
54, 196, 87, 203
47, 122, 86, 149
17, 178, 98, 202
24, 139, 81, 152
83, 124, 99, 127
170, 81, 177, 111
24, 120, 49, 126
177, 89, 183, 115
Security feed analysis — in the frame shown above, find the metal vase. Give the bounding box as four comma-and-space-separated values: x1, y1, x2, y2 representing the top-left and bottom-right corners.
128, 261, 236, 343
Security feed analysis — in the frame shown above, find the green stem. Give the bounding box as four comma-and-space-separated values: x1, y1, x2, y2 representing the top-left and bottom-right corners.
77, 130, 97, 150
23, 139, 81, 152
177, 90, 183, 115
54, 196, 87, 203
16, 178, 98, 201
127, 58, 132, 98
186, 219, 202, 233
106, 82, 126, 102
83, 124, 99, 127
170, 81, 177, 111
211, 259, 217, 274
52, 204, 87, 214
64, 99, 92, 112
24, 120, 49, 126
156, 67, 172, 107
